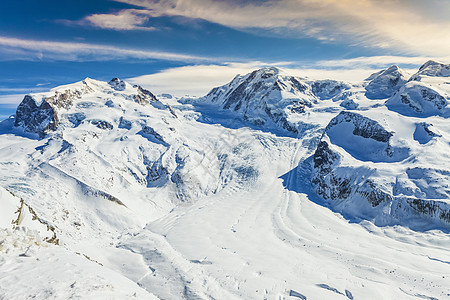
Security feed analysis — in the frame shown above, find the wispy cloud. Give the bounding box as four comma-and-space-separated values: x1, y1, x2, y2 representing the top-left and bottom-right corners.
62, 9, 156, 31
0, 36, 213, 62
311, 55, 450, 69
127, 62, 265, 97
0, 94, 25, 105
127, 59, 424, 97
114, 0, 450, 57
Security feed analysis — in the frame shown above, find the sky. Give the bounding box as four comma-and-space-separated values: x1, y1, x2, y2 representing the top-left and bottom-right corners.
1, 0, 450, 119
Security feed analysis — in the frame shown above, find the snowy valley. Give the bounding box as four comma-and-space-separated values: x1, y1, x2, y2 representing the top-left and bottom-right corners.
1, 60, 450, 299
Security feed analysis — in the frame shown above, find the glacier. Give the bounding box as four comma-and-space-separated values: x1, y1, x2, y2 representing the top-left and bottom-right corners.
1, 61, 450, 299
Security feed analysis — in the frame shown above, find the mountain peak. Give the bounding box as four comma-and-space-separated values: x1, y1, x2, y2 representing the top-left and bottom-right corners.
385, 65, 400, 72
412, 60, 450, 80
255, 66, 280, 76
108, 77, 127, 91
419, 60, 442, 71
364, 65, 408, 99
13, 78, 161, 137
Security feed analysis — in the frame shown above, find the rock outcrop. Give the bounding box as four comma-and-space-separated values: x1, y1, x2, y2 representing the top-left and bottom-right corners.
203, 67, 319, 133
14, 78, 160, 137
311, 110, 450, 227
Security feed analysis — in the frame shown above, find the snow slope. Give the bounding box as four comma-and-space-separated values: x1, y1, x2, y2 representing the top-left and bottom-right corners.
0, 64, 449, 299
364, 65, 409, 100
386, 61, 450, 117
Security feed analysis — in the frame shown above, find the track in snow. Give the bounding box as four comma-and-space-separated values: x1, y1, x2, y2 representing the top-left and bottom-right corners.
117, 128, 450, 299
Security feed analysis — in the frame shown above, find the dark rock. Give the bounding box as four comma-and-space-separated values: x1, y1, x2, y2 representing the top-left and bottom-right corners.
326, 111, 392, 143
311, 80, 351, 100
15, 95, 58, 138
90, 120, 113, 130
14, 86, 91, 137
133, 86, 158, 105
109, 78, 126, 91
386, 82, 448, 117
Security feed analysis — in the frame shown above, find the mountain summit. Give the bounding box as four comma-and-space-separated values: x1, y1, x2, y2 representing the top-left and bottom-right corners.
14, 78, 160, 137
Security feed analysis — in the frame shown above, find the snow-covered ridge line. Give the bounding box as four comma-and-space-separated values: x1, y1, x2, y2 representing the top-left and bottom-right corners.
312, 110, 450, 228
1, 60, 450, 299
14, 77, 159, 137
197, 61, 450, 228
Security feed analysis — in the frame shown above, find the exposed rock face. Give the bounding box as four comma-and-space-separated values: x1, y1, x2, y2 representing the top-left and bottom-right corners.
14, 86, 91, 137
15, 95, 58, 138
311, 111, 450, 227
313, 141, 339, 179
109, 78, 126, 91
14, 80, 96, 137
364, 65, 408, 99
90, 120, 114, 130
386, 81, 449, 117
340, 98, 359, 110
134, 86, 158, 105
311, 80, 351, 100
326, 111, 392, 142
312, 112, 396, 208
312, 138, 392, 209
204, 67, 324, 133
14, 78, 161, 137
386, 61, 450, 117
322, 111, 408, 163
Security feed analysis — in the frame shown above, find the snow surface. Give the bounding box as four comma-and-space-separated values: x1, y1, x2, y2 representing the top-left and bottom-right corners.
0, 66, 449, 299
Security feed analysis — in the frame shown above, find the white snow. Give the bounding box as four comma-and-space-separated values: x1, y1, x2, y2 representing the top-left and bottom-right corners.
0, 65, 449, 299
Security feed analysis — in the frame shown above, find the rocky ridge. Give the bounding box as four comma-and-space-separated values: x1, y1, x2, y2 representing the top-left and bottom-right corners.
201, 67, 352, 133
14, 78, 159, 137
7, 61, 450, 232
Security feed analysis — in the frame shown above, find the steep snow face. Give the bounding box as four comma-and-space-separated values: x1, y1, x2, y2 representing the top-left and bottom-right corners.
364, 65, 409, 99
14, 78, 158, 137
201, 67, 354, 134
324, 111, 409, 163
413, 122, 441, 144
311, 110, 450, 227
2, 77, 266, 247
410, 60, 450, 80
386, 61, 450, 117
202, 67, 317, 132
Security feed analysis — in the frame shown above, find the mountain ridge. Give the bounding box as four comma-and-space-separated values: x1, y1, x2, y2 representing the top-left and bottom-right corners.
1, 61, 450, 299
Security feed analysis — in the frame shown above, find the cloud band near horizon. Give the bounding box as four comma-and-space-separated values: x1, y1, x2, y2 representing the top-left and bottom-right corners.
102, 0, 450, 57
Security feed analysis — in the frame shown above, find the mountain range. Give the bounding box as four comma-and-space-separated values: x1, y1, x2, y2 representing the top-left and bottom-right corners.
1, 60, 449, 299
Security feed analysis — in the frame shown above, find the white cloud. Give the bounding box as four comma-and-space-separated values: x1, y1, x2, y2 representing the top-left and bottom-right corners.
0, 94, 25, 105
127, 63, 264, 97
0, 36, 213, 62
126, 59, 424, 97
313, 56, 450, 69
116, 0, 450, 57
0, 87, 47, 93
70, 9, 156, 31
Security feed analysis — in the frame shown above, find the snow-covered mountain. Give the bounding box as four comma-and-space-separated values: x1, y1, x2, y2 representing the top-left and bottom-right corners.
364, 65, 409, 99
196, 62, 450, 228
1, 62, 450, 299
386, 60, 450, 117
200, 67, 351, 134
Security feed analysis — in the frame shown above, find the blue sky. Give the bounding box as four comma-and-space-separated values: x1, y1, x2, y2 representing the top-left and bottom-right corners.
1, 0, 449, 119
